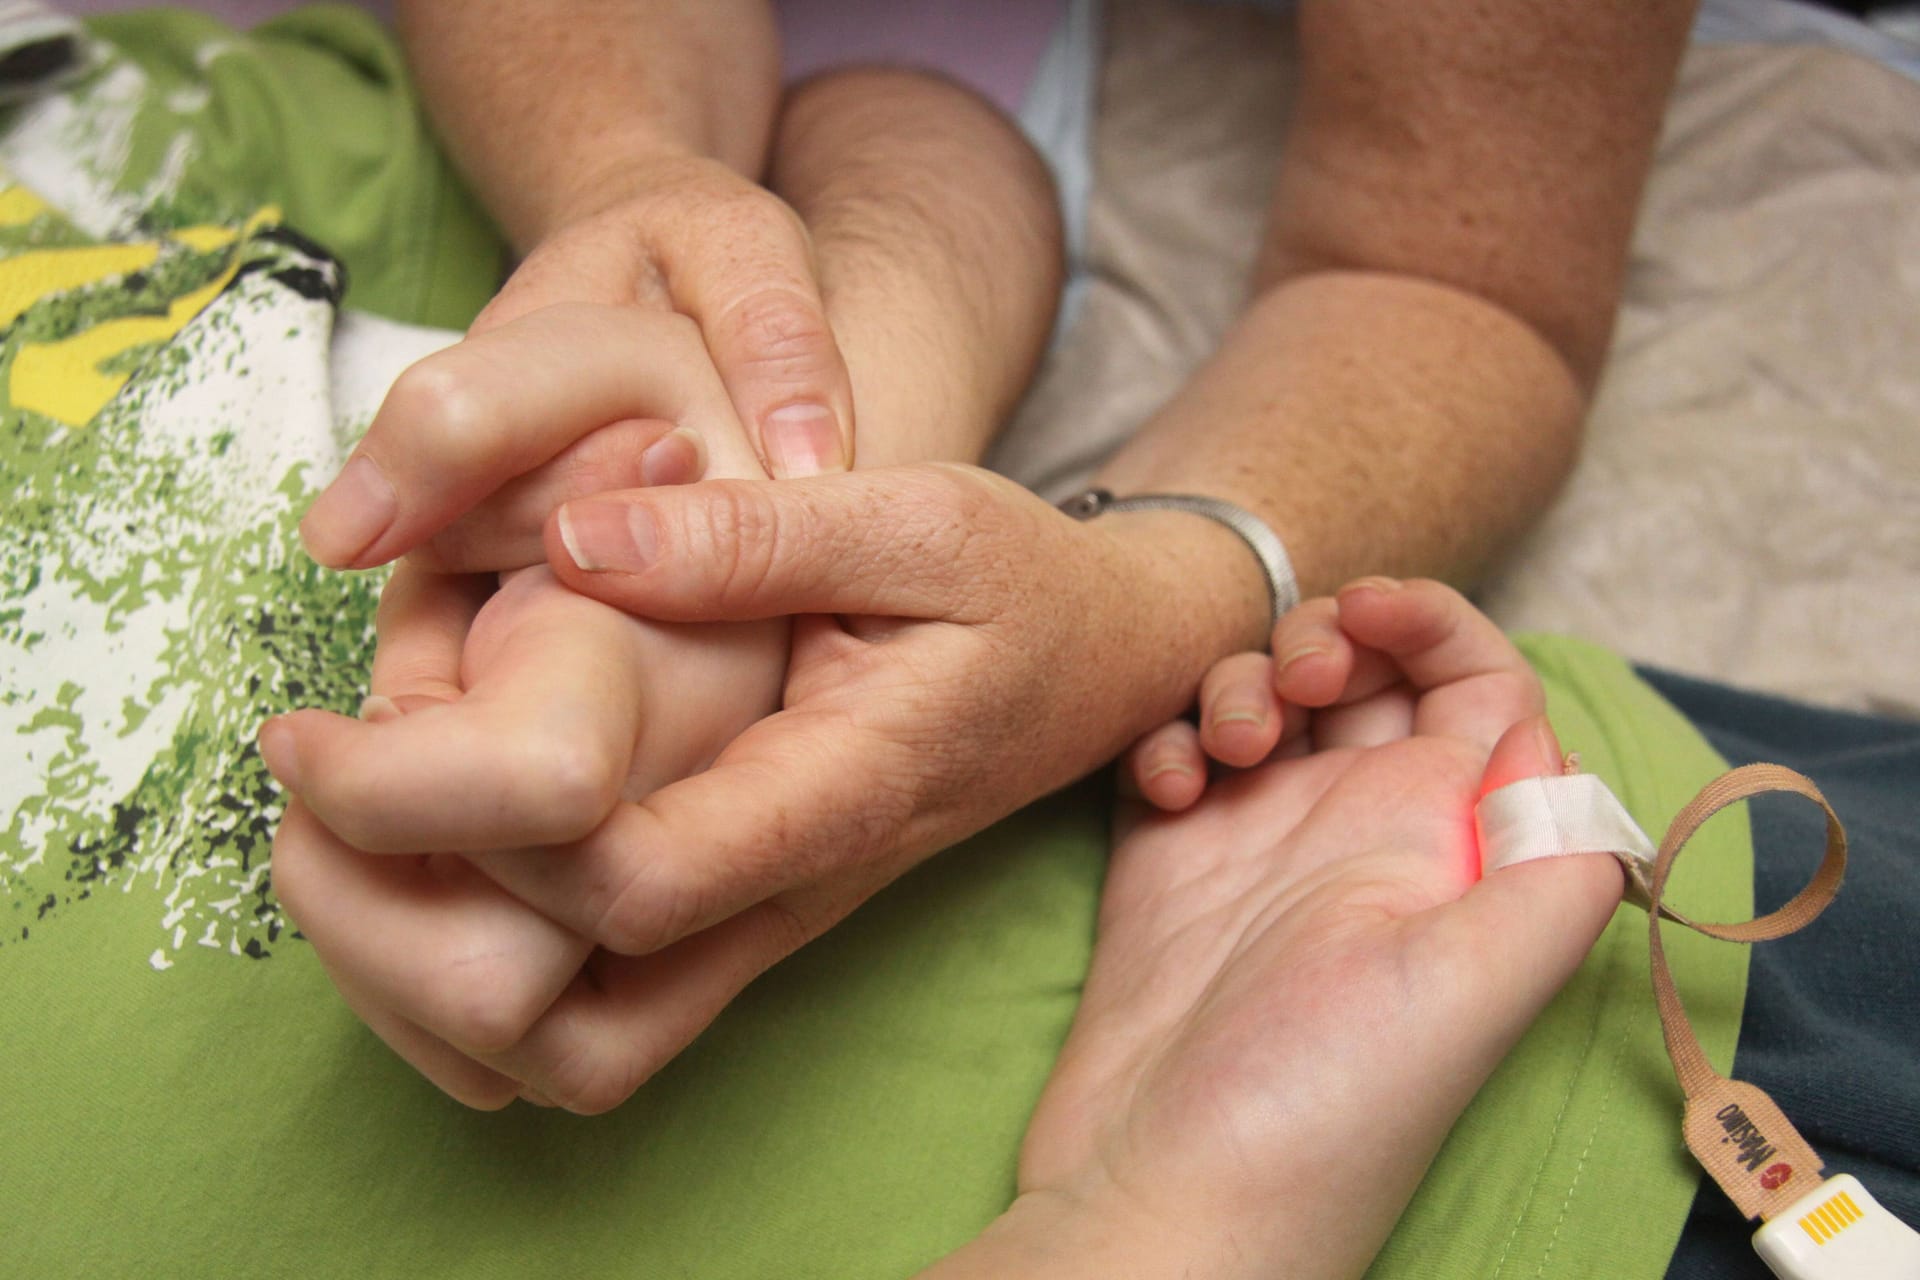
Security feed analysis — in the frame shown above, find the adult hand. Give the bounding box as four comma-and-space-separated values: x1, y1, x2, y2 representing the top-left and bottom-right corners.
922, 578, 1627, 1280
261, 463, 1251, 1113
299, 152, 854, 574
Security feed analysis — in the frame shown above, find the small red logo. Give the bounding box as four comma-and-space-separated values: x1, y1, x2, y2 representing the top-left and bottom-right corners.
1760, 1163, 1793, 1191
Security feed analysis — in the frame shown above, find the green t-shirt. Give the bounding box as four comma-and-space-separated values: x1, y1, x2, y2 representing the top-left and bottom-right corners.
0, 10, 1750, 1276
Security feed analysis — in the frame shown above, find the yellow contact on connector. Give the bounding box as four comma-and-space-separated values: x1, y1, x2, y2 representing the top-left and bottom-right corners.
1800, 1191, 1864, 1245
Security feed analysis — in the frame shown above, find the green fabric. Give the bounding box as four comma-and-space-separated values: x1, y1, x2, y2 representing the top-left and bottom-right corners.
4, 786, 1105, 1277
79, 5, 501, 329
1370, 635, 1753, 1279
0, 12, 1754, 1276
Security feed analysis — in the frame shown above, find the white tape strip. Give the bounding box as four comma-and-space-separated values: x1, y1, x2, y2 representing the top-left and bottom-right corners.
1475, 774, 1657, 906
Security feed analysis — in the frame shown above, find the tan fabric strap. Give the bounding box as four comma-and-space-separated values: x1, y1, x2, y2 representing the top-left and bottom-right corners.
1645, 763, 1849, 1221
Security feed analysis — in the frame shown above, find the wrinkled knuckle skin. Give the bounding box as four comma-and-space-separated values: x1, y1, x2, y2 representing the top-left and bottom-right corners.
753, 898, 817, 963
903, 465, 1015, 588
695, 483, 785, 613
545, 1042, 649, 1117
721, 185, 810, 248
592, 862, 707, 959
721, 289, 837, 380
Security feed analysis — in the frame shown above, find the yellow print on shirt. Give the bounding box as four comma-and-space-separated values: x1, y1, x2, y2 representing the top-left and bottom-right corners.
0, 187, 281, 427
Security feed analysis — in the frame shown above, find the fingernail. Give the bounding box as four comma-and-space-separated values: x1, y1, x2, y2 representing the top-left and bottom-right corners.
520, 1087, 557, 1108
762, 402, 844, 479
639, 426, 707, 487
1209, 702, 1268, 731
1144, 761, 1195, 784
300, 454, 397, 567
557, 499, 657, 573
257, 718, 301, 792
358, 694, 400, 723
1275, 645, 1327, 678
1345, 575, 1402, 594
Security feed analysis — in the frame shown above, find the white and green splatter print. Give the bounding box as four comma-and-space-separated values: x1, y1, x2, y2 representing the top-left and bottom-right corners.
0, 45, 454, 970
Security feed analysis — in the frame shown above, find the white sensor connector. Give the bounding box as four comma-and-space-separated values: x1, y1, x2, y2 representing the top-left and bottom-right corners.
1753, 1174, 1920, 1279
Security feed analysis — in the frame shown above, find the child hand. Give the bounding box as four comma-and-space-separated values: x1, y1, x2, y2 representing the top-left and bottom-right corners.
298, 151, 857, 577
264, 562, 787, 1109
962, 578, 1622, 1280
1123, 577, 1533, 809
298, 302, 769, 575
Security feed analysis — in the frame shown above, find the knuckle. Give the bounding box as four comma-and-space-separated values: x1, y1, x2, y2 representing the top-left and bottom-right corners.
545, 1041, 647, 1117
716, 288, 836, 378
717, 184, 809, 245
385, 359, 499, 465
504, 730, 624, 845
752, 898, 816, 961
689, 482, 786, 611
591, 857, 705, 958
431, 947, 546, 1056
442, 985, 537, 1058
457, 1079, 521, 1112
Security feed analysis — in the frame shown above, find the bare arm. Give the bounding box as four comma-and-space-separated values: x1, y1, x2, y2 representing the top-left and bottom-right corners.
770, 68, 1064, 467
393, 0, 780, 249
1096, 0, 1700, 657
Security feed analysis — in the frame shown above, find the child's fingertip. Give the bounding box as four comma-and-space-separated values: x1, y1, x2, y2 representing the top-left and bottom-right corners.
1339, 575, 1404, 598
257, 717, 302, 792
1273, 644, 1329, 686
1144, 763, 1205, 812
1202, 705, 1280, 769
1274, 642, 1348, 707
358, 693, 402, 724
639, 425, 707, 487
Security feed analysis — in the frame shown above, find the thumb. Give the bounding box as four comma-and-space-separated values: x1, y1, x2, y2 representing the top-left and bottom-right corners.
1431, 715, 1626, 1021
1479, 712, 1566, 798
546, 464, 1024, 623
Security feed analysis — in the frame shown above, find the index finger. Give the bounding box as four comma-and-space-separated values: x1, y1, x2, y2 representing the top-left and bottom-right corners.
299, 304, 756, 570
470, 688, 920, 959
1328, 577, 1543, 751
647, 190, 856, 480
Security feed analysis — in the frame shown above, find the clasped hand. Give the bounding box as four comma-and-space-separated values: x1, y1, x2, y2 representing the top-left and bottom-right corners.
264, 283, 1217, 1111
265, 296, 1619, 1169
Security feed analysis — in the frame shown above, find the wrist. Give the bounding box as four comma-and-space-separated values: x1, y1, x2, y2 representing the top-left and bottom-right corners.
1062, 507, 1274, 758
920, 1187, 1246, 1280
1098, 506, 1274, 658
528, 145, 714, 248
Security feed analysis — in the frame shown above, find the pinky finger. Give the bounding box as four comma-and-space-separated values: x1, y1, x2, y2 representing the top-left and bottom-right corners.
1125, 719, 1208, 811
329, 969, 523, 1111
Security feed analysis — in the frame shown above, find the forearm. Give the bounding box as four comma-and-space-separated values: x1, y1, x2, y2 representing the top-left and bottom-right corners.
768, 69, 1064, 467
1092, 0, 1695, 675
395, 0, 781, 250
1097, 268, 1584, 604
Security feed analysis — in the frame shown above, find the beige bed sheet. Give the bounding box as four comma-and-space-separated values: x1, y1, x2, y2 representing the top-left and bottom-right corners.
991, 0, 1920, 716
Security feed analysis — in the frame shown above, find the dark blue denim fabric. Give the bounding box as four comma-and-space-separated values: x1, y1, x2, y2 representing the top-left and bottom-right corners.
1644, 669, 1920, 1278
